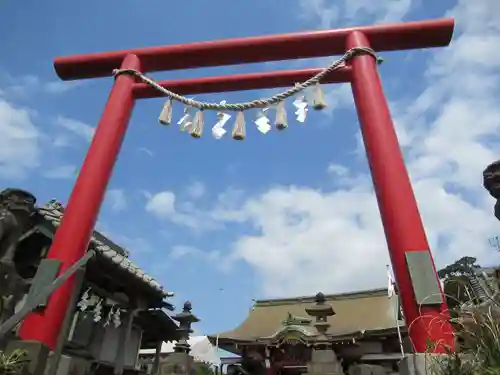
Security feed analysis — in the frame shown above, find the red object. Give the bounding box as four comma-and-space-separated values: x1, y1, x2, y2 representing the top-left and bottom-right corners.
346, 31, 454, 352
20, 18, 455, 353
133, 68, 351, 99
18, 54, 141, 349
54, 18, 453, 80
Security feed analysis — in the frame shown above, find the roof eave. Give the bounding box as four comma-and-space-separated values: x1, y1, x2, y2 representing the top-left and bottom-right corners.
35, 202, 173, 301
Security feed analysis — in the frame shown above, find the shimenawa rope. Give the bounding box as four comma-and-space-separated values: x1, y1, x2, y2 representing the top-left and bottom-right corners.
112, 47, 381, 111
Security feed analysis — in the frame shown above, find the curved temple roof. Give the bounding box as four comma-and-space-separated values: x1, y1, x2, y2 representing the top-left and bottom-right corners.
37, 200, 170, 299
209, 288, 402, 344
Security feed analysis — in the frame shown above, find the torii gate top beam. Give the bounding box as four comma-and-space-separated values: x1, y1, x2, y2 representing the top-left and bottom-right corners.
54, 18, 454, 81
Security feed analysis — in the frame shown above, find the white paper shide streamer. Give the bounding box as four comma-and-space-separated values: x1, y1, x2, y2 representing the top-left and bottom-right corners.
293, 96, 308, 123
76, 287, 123, 328
255, 108, 271, 134
212, 101, 231, 140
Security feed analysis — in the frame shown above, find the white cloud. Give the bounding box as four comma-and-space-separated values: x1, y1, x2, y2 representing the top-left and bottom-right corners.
327, 163, 349, 176
143, 0, 500, 298
43, 81, 84, 95
0, 72, 83, 99
145, 190, 209, 231
115, 236, 151, 257
297, 0, 341, 29
0, 99, 41, 179
138, 147, 154, 157
298, 0, 414, 27
0, 75, 40, 99
55, 115, 95, 142
212, 176, 497, 297
52, 135, 72, 148
146, 191, 176, 217
106, 188, 127, 212
145, 188, 223, 232
166, 245, 230, 273
96, 225, 153, 258
169, 245, 203, 260
186, 181, 206, 199
42, 165, 76, 179
343, 0, 414, 23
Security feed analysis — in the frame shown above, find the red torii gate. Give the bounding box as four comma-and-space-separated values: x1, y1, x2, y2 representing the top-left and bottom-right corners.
19, 18, 456, 353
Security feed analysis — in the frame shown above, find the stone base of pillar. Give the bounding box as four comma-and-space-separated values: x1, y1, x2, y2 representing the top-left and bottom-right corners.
399, 353, 448, 375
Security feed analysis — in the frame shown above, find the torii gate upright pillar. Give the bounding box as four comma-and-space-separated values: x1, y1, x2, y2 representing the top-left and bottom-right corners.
346, 30, 453, 351
18, 18, 455, 354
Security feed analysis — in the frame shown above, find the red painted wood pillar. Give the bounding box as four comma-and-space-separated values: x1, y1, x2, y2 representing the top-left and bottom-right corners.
18, 54, 141, 350
346, 31, 454, 353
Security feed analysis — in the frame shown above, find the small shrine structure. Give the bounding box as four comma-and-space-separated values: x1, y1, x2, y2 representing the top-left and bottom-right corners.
0, 188, 179, 375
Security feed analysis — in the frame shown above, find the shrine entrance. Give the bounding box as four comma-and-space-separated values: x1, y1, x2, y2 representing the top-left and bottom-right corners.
266, 314, 315, 375
18, 17, 456, 354
271, 342, 311, 375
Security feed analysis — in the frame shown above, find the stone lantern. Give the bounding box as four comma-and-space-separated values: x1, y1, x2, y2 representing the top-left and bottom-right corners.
173, 301, 200, 354
161, 301, 200, 375
305, 292, 335, 346
304, 292, 344, 375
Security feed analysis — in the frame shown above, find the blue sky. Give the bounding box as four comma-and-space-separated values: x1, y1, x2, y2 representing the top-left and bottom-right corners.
1, 0, 500, 337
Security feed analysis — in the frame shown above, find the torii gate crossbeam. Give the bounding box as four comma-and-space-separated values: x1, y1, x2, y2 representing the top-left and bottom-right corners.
18, 18, 455, 354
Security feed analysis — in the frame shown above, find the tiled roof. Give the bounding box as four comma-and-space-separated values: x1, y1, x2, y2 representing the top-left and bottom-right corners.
37, 200, 169, 298
209, 288, 399, 342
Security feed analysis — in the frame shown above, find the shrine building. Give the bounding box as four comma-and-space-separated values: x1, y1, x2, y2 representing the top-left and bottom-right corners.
209, 288, 410, 375
0, 189, 181, 375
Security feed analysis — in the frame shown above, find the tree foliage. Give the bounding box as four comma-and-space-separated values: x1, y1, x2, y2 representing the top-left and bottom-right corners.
438, 256, 480, 279
438, 256, 481, 309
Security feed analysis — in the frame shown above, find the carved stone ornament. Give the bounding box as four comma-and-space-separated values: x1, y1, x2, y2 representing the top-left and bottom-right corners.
483, 161, 500, 221
282, 312, 312, 327
0, 188, 37, 264
0, 189, 37, 325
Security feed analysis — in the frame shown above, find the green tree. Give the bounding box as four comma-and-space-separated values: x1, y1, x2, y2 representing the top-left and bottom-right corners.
437, 256, 480, 279
438, 256, 481, 309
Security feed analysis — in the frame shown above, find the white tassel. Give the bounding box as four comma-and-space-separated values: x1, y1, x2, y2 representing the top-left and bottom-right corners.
189, 111, 204, 138
232, 112, 246, 140
275, 101, 288, 131
311, 83, 327, 110
158, 98, 173, 125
